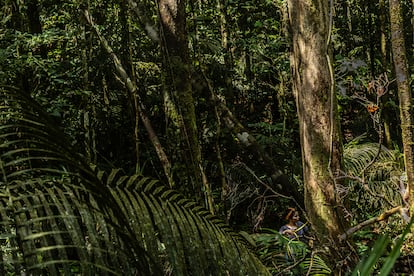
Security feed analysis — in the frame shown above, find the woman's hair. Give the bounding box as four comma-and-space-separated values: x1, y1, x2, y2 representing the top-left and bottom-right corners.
284, 207, 297, 221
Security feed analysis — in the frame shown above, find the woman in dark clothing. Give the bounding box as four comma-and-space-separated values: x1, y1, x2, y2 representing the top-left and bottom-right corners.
279, 207, 309, 242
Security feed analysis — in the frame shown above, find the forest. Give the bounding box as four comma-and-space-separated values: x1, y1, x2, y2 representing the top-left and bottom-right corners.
0, 0, 413, 275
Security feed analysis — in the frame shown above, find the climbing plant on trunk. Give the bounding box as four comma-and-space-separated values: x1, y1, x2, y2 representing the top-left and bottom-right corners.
286, 0, 356, 270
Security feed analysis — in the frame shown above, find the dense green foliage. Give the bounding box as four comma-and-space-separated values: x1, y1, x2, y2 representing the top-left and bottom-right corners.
0, 85, 270, 275
1, 0, 413, 274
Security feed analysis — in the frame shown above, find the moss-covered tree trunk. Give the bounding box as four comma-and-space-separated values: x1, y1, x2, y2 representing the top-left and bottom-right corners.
389, 0, 414, 214
286, 0, 354, 269
158, 0, 214, 212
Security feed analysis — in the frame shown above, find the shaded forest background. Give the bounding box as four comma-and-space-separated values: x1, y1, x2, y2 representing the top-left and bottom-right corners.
1, 0, 414, 274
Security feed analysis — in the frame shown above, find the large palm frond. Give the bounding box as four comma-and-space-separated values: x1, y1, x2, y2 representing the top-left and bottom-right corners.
0, 85, 151, 275
0, 86, 270, 275
97, 167, 269, 275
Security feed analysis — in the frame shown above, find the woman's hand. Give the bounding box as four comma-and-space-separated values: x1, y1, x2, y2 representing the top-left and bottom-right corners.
282, 229, 295, 236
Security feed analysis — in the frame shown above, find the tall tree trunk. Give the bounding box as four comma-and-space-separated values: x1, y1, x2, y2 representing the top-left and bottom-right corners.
120, 0, 141, 173
80, 0, 97, 164
379, 0, 388, 70
286, 0, 355, 269
366, 0, 376, 77
389, 0, 414, 214
83, 9, 176, 188
158, 0, 214, 212
379, 0, 394, 149
216, 0, 233, 99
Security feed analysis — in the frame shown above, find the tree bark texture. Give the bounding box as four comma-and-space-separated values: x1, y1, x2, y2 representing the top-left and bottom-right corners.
389, 0, 414, 213
287, 0, 348, 243
158, 0, 214, 212
216, 0, 234, 99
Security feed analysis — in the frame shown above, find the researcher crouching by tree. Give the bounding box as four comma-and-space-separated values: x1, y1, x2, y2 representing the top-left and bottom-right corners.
279, 207, 309, 242
279, 207, 312, 267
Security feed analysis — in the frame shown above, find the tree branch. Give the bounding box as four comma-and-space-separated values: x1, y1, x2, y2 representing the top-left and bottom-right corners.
339, 206, 402, 241
199, 69, 304, 206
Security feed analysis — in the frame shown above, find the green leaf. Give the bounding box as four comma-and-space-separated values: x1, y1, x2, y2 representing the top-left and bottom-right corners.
254, 21, 263, 28
379, 217, 414, 275
352, 235, 390, 276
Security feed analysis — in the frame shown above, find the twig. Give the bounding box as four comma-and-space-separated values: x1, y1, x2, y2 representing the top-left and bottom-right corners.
337, 171, 395, 207
276, 254, 307, 276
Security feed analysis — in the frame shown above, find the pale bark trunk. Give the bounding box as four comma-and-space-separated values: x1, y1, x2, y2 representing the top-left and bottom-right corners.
287, 0, 349, 245
379, 0, 388, 70
217, 0, 233, 99
389, 0, 414, 214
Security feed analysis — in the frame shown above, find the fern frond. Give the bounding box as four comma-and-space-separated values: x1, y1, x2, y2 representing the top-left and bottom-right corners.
343, 141, 403, 219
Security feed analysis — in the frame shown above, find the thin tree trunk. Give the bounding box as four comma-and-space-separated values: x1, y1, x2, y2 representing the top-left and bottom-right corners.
83, 9, 175, 188
346, 0, 353, 35
379, 0, 388, 70
81, 2, 97, 164
378, 0, 394, 149
367, 0, 376, 77
216, 0, 234, 100
389, 0, 414, 214
120, 0, 141, 173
